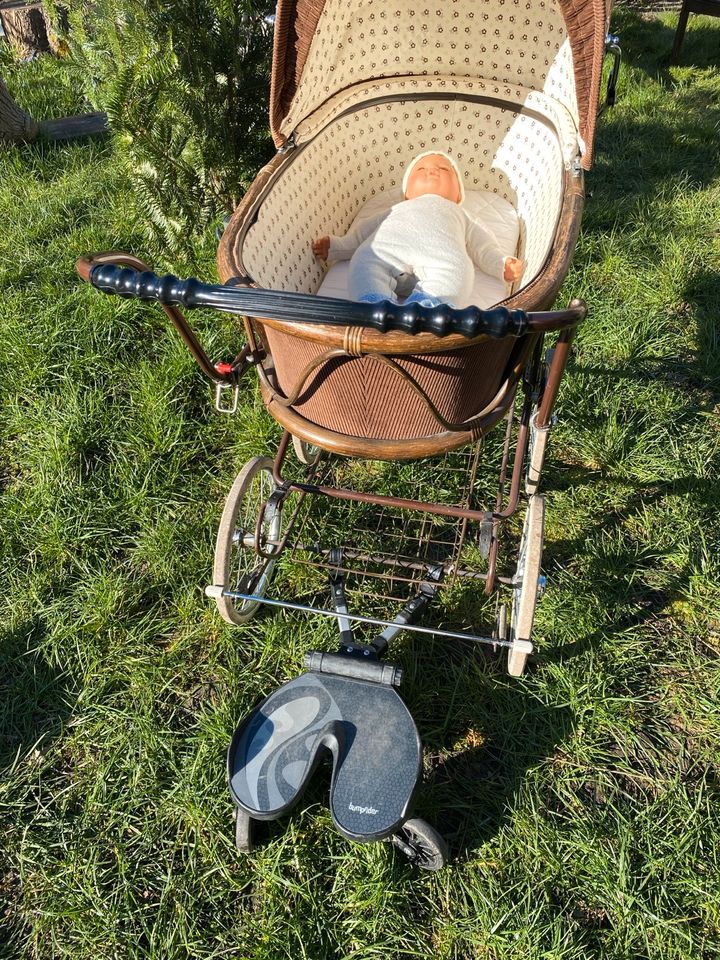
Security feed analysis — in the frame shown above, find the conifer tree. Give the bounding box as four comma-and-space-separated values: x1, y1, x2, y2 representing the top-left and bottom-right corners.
47, 0, 274, 260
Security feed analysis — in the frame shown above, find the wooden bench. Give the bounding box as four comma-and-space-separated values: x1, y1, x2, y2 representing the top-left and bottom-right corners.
670, 0, 720, 61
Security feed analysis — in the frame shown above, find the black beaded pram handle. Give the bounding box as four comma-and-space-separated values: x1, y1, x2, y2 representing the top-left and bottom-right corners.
88, 262, 530, 340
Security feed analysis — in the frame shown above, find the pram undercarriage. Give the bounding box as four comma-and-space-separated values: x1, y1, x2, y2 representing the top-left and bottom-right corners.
78, 253, 584, 867
213, 416, 553, 868
206, 354, 562, 681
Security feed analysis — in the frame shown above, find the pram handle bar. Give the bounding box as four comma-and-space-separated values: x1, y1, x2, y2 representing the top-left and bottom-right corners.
81, 261, 585, 341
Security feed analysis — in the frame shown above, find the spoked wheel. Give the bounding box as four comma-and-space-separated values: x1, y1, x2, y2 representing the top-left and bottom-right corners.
213, 456, 293, 625
508, 494, 545, 677
391, 818, 448, 871
234, 806, 254, 854
291, 434, 323, 466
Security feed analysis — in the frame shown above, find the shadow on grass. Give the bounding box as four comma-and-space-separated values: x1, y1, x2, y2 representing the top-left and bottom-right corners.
544, 486, 700, 646
411, 498, 706, 862
0, 617, 74, 773
588, 9, 720, 214
612, 5, 720, 77
665, 20, 720, 68
684, 267, 720, 388
416, 659, 575, 860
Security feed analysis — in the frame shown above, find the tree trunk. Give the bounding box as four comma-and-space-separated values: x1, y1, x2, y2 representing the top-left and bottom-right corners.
0, 2, 51, 58
0, 75, 39, 141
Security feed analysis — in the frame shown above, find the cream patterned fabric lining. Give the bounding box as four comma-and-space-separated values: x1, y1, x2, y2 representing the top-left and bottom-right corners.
279, 0, 580, 146
242, 97, 564, 296
292, 74, 579, 163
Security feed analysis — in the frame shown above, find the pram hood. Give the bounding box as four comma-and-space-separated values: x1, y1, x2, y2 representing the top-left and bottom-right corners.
269, 0, 611, 169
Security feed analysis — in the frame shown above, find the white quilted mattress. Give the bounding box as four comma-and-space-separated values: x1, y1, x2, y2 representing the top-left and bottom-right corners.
317, 187, 520, 309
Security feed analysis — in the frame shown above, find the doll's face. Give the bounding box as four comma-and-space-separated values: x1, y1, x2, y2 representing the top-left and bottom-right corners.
404, 154, 462, 203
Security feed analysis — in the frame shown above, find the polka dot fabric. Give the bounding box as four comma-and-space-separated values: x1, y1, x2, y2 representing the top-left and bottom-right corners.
292, 75, 579, 162
240, 95, 564, 295
279, 0, 580, 143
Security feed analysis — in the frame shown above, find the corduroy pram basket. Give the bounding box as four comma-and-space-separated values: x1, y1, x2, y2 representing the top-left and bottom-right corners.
217, 0, 612, 459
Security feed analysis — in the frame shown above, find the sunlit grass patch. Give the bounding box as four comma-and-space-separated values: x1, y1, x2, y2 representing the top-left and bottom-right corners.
1, 14, 720, 959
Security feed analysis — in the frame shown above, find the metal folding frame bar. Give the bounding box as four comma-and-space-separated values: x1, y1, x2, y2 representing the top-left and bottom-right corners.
205, 586, 532, 656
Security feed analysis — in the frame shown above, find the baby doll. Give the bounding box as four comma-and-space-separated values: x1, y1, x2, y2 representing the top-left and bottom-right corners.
312, 151, 523, 308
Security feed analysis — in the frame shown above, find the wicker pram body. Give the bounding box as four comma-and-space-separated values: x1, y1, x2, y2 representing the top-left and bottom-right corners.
217, 0, 610, 458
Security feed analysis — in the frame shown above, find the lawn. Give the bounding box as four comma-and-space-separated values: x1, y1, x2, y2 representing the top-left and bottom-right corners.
1, 8, 719, 959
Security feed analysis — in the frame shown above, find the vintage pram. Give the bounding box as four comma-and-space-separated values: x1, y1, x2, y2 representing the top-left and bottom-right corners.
77, 0, 620, 870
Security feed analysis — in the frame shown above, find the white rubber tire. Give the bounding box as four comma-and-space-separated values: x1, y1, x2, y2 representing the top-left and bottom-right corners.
291, 435, 322, 466
525, 415, 551, 495
212, 456, 280, 625
508, 494, 545, 676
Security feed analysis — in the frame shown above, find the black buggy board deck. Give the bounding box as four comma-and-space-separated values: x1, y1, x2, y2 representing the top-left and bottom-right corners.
228, 671, 422, 841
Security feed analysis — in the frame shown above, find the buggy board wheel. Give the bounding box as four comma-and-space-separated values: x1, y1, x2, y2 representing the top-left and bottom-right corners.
291, 434, 322, 466
508, 494, 545, 677
391, 818, 448, 871
234, 806, 254, 854
213, 456, 286, 625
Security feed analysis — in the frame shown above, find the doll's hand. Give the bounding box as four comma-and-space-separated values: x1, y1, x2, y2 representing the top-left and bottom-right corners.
312, 236, 330, 259
503, 257, 524, 283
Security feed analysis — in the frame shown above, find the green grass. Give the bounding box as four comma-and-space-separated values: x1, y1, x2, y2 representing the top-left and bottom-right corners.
1, 10, 720, 959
